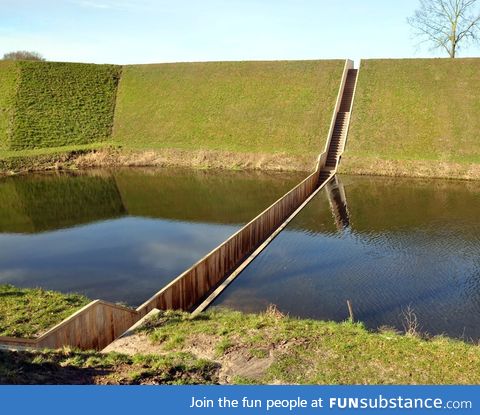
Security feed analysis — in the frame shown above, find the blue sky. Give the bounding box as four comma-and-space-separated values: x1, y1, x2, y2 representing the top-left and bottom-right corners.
1, 0, 479, 64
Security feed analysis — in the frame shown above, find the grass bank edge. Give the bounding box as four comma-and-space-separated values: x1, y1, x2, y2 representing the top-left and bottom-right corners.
139, 308, 480, 384
1, 285, 479, 384
0, 284, 89, 338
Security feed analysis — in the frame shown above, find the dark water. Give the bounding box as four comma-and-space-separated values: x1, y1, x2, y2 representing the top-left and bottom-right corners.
0, 168, 303, 306
214, 175, 480, 341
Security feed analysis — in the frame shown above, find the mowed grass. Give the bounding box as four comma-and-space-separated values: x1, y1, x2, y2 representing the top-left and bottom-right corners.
0, 285, 89, 338
346, 58, 480, 164
113, 60, 344, 156
0, 61, 19, 151
142, 308, 480, 384
10, 62, 120, 150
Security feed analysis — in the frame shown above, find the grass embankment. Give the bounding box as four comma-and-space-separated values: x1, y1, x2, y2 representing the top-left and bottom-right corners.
343, 58, 480, 179
11, 62, 120, 150
112, 60, 343, 169
0, 285, 89, 338
0, 61, 120, 172
1, 60, 343, 173
0, 61, 18, 151
135, 309, 480, 384
2, 303, 479, 384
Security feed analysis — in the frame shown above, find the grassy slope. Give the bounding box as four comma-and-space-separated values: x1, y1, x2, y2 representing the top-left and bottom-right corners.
10, 62, 121, 150
0, 61, 19, 151
142, 309, 480, 384
344, 58, 480, 170
0, 285, 89, 337
113, 60, 343, 159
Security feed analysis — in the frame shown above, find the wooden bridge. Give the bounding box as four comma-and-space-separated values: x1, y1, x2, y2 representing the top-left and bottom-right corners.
0, 60, 359, 351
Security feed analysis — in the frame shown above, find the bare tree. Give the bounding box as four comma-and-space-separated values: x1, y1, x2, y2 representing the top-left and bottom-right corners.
408, 0, 480, 57
2, 51, 45, 61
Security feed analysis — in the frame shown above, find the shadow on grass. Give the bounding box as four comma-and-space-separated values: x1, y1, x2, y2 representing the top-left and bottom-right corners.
0, 291, 26, 298
0, 350, 111, 385
0, 349, 220, 385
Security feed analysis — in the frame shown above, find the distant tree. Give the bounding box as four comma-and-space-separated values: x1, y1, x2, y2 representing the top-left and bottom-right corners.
2, 50, 45, 61
408, 0, 480, 58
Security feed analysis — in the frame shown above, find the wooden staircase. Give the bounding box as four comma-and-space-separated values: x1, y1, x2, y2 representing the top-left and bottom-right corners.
324, 69, 358, 171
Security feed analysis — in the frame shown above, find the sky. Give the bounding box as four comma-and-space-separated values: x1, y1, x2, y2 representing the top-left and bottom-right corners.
1, 0, 480, 64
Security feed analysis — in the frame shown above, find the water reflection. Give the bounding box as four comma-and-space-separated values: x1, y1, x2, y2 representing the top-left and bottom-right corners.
325, 176, 350, 230
214, 175, 480, 341
0, 168, 304, 305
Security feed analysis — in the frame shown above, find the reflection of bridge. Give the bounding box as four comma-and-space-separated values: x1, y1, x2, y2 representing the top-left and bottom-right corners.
0, 61, 359, 351
326, 176, 350, 230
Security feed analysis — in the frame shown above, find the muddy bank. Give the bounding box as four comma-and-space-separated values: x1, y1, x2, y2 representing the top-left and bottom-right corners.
0, 148, 316, 175
3, 149, 480, 181
340, 156, 480, 181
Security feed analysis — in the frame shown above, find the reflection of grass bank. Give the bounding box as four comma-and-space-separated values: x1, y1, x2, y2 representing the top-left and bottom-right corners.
0, 169, 125, 233
0, 285, 89, 338
3, 291, 480, 384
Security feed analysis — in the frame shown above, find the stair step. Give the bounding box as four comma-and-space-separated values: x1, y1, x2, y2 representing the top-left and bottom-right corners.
324, 68, 357, 169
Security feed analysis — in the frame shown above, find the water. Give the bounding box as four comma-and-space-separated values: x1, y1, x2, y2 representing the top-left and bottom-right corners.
214, 175, 480, 341
0, 168, 304, 306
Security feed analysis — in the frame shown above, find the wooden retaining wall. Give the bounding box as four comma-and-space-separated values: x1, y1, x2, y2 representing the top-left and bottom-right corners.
0, 300, 138, 350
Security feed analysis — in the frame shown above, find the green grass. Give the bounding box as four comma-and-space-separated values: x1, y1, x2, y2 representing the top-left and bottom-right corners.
346, 58, 480, 165
0, 349, 218, 385
113, 60, 344, 158
142, 308, 480, 384
0, 61, 121, 151
0, 61, 19, 150
0, 285, 89, 337
0, 142, 113, 159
